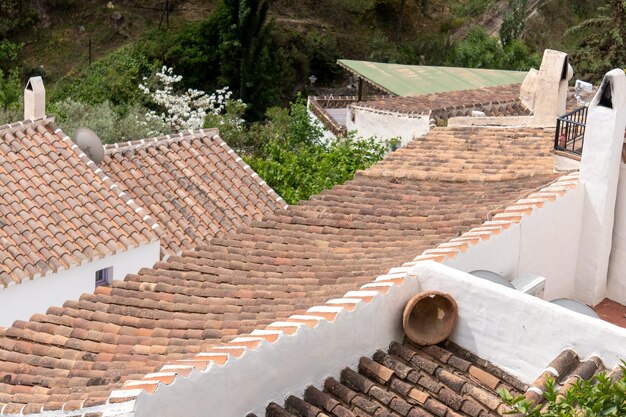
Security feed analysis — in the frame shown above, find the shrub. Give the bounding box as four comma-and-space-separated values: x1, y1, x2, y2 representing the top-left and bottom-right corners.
51, 99, 167, 144
52, 44, 160, 106
139, 66, 232, 132
498, 364, 626, 416
244, 97, 391, 204
0, 68, 21, 112
452, 27, 539, 70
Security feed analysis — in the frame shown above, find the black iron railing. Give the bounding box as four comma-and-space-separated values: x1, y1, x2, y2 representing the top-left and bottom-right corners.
554, 106, 588, 155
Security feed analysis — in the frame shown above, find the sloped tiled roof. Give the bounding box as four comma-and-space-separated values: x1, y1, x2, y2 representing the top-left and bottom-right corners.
523, 349, 624, 407
0, 126, 559, 414
352, 84, 525, 118
0, 118, 158, 287
258, 339, 527, 417
100, 130, 287, 258
256, 340, 624, 417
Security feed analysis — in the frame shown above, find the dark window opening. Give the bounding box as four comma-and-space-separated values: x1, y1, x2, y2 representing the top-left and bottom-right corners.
598, 81, 613, 108
95, 266, 113, 286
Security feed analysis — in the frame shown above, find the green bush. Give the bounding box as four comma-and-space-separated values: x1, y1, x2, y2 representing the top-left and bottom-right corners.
498, 364, 626, 416
51, 99, 167, 144
52, 44, 161, 107
452, 27, 539, 70
0, 68, 21, 112
244, 97, 391, 204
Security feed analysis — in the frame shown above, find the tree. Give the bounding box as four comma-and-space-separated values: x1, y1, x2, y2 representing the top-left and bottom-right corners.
163, 0, 275, 120
0, 39, 21, 113
244, 97, 391, 204
214, 0, 275, 120
500, 0, 528, 47
452, 27, 539, 71
565, 0, 626, 83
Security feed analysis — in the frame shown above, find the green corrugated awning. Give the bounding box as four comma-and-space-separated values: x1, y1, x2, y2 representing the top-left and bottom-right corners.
338, 59, 528, 97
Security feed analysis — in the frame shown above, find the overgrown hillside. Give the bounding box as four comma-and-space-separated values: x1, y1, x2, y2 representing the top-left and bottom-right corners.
0, 0, 621, 202
3, 0, 605, 101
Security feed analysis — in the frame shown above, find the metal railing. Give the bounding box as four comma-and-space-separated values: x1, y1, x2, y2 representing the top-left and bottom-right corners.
554, 106, 588, 156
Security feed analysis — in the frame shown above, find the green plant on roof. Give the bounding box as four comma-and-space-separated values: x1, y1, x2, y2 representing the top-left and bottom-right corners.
497, 361, 626, 416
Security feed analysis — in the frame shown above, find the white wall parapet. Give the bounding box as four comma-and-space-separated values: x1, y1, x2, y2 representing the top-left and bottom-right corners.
576, 69, 626, 305
129, 261, 625, 417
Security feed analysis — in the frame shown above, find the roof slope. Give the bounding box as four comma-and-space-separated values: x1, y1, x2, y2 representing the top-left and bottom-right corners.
258, 339, 527, 417
0, 119, 157, 287
352, 84, 527, 118
256, 340, 624, 417
0, 126, 558, 414
337, 60, 527, 97
101, 130, 286, 258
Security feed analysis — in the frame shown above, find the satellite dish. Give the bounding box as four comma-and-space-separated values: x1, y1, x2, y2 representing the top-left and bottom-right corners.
74, 128, 105, 163
551, 298, 599, 319
469, 270, 515, 288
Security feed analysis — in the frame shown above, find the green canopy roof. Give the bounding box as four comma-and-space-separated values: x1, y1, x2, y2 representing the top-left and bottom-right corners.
338, 59, 528, 97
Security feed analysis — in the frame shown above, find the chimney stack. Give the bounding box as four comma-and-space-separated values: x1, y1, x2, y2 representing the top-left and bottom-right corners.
24, 76, 46, 121
575, 69, 626, 305
519, 49, 573, 126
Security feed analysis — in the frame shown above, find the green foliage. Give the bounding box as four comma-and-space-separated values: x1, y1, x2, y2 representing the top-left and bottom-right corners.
452, 27, 539, 70
0, 39, 22, 112
51, 99, 167, 144
213, 0, 275, 119
368, 31, 452, 65
450, 0, 493, 18
565, 0, 626, 83
498, 363, 626, 416
500, 0, 528, 47
244, 97, 390, 204
0, 39, 22, 73
204, 99, 252, 150
0, 0, 37, 37
333, 0, 376, 13
0, 68, 21, 112
155, 0, 275, 120
52, 44, 160, 107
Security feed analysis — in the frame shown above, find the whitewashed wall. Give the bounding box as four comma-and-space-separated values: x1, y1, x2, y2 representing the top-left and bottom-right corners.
346, 107, 430, 147
134, 261, 626, 417
445, 183, 585, 301
574, 70, 626, 306
607, 164, 626, 305
0, 240, 160, 327
415, 263, 626, 380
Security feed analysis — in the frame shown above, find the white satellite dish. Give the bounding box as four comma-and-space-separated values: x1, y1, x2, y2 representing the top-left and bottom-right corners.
74, 127, 105, 163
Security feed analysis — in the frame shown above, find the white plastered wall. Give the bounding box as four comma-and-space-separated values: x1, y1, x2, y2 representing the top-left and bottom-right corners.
445, 183, 584, 301
134, 262, 626, 417
346, 107, 430, 146
607, 164, 626, 304
575, 69, 626, 305
0, 240, 160, 327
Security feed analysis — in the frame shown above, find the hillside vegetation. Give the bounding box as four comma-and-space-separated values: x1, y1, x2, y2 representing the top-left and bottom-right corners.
0, 0, 620, 202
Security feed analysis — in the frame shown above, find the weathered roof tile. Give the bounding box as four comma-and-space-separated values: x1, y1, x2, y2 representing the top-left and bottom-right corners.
0, 119, 157, 287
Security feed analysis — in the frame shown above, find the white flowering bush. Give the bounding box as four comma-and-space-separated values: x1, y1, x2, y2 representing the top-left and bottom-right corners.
139, 66, 232, 131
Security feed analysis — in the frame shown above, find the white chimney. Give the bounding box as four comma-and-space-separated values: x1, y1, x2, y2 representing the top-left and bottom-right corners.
24, 76, 46, 121
519, 49, 573, 126
575, 69, 626, 305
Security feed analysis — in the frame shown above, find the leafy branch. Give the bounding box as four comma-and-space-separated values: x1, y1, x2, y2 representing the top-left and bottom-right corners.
497, 361, 626, 417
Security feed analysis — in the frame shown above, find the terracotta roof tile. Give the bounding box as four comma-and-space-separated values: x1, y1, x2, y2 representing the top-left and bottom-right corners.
0, 126, 560, 413
0, 119, 157, 287
259, 340, 623, 417
260, 340, 526, 417
352, 85, 526, 118
100, 130, 286, 258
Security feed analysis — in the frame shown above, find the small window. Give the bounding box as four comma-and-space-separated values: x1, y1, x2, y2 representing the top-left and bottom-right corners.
95, 266, 113, 286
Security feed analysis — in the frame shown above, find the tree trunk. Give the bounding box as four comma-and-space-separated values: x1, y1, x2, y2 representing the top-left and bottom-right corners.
395, 0, 406, 42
